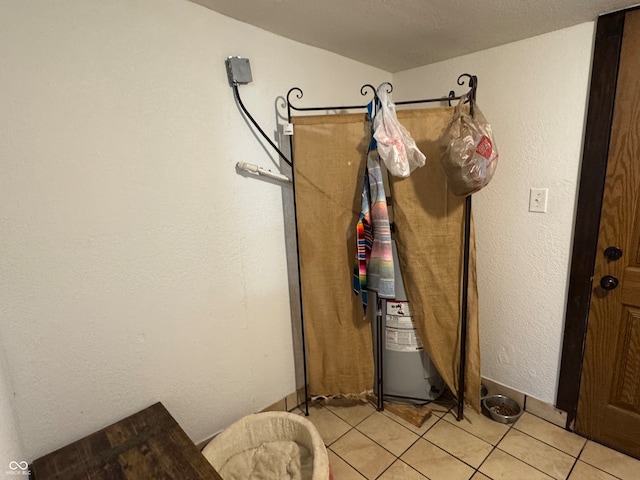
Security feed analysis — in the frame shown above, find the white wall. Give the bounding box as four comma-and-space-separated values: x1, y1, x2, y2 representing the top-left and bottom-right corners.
0, 0, 597, 459
0, 0, 390, 460
0, 346, 25, 474
393, 23, 595, 404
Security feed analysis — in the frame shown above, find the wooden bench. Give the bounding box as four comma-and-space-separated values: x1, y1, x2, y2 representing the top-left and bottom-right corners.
31, 402, 223, 480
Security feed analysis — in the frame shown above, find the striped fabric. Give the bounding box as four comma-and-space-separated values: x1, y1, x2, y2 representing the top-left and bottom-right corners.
353, 174, 373, 310
353, 146, 395, 310
365, 150, 395, 299
353, 100, 396, 311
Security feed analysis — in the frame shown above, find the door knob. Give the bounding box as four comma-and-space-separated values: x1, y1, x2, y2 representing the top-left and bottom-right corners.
600, 275, 619, 290
604, 246, 623, 261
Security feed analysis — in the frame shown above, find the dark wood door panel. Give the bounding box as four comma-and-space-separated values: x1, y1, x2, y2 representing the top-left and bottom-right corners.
576, 8, 640, 459
609, 306, 640, 411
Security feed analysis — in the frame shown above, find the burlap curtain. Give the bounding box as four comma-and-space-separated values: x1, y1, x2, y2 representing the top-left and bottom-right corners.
292, 107, 481, 411
292, 114, 374, 396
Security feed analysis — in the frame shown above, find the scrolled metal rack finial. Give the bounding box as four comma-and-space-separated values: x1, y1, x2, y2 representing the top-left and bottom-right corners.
447, 90, 456, 106
457, 73, 474, 88
286, 87, 304, 108
360, 84, 377, 98
457, 74, 478, 95
456, 73, 478, 115
377, 82, 393, 95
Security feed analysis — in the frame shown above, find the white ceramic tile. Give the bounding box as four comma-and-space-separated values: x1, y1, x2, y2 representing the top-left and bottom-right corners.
331, 429, 395, 479
296, 404, 351, 446
356, 411, 419, 456
470, 473, 493, 480
423, 419, 493, 468
480, 449, 554, 480
498, 429, 576, 480
325, 400, 376, 427
568, 461, 618, 480
327, 449, 367, 480
579, 440, 640, 480
443, 407, 511, 445
401, 438, 475, 480
514, 412, 586, 456
377, 460, 428, 480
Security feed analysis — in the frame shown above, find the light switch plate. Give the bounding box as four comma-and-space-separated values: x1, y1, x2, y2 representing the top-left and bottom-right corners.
529, 188, 548, 213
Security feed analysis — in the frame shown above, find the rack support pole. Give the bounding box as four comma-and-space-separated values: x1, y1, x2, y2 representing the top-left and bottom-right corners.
457, 195, 472, 421
285, 107, 310, 417
457, 73, 477, 421
377, 298, 384, 411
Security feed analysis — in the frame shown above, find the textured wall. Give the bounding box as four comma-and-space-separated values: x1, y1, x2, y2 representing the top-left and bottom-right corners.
393, 23, 595, 403
0, 0, 390, 460
0, 347, 25, 474
0, 0, 596, 461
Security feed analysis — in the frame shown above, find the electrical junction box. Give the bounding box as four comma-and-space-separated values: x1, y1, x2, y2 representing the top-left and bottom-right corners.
225, 56, 252, 86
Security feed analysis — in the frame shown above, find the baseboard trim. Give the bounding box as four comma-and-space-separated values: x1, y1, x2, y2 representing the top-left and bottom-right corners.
197, 382, 569, 450
260, 387, 306, 413
482, 377, 568, 429
196, 387, 307, 451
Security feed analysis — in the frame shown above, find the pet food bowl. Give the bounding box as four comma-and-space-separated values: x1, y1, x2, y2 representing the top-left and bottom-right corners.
480, 384, 489, 399
482, 394, 523, 424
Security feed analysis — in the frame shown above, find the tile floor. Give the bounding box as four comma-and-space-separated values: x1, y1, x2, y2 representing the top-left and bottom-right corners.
295, 399, 640, 480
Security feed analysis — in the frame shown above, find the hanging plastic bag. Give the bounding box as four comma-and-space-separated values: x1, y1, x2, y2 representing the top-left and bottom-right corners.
440, 95, 498, 196
373, 88, 426, 178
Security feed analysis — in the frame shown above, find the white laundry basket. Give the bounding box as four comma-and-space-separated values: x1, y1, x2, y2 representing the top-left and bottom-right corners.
202, 411, 331, 480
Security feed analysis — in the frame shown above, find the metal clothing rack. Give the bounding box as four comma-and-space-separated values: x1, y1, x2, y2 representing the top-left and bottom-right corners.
232, 73, 477, 422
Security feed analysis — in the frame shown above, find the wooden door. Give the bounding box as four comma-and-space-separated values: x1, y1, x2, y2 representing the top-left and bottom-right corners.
575, 9, 640, 459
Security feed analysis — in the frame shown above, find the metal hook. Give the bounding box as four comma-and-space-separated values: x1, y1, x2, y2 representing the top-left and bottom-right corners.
447, 90, 456, 107
457, 73, 475, 89
360, 84, 377, 99
457, 73, 478, 115
360, 83, 382, 124
377, 82, 393, 95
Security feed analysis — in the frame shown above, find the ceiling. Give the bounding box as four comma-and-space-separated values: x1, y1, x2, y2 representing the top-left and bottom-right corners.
190, 0, 638, 72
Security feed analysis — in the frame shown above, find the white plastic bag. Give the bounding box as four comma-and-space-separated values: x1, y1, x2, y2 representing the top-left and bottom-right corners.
373, 89, 426, 177
440, 95, 498, 196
